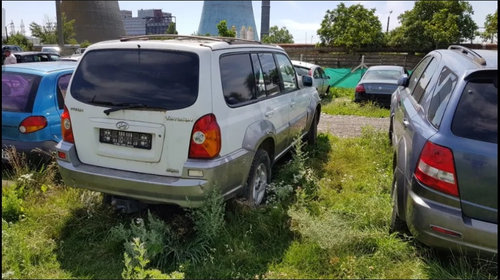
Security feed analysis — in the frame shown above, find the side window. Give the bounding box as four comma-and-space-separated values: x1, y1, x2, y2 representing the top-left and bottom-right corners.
275, 53, 298, 93
407, 56, 432, 93
251, 54, 266, 99
56, 74, 72, 109
220, 53, 255, 106
313, 68, 320, 78
412, 58, 439, 103
258, 53, 281, 96
427, 67, 458, 128
319, 68, 327, 79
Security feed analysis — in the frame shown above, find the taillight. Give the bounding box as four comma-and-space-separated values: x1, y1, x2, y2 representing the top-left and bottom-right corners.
308, 69, 312, 76
355, 84, 365, 93
19, 116, 47, 133
61, 106, 74, 143
414, 141, 458, 197
188, 114, 221, 159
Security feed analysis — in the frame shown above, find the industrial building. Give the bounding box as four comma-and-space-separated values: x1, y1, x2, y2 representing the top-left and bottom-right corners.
121, 9, 174, 36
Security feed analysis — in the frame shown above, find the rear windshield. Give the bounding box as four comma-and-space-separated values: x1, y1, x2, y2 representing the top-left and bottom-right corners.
70, 49, 199, 110
451, 75, 497, 143
363, 70, 401, 80
2, 72, 41, 112
294, 66, 309, 76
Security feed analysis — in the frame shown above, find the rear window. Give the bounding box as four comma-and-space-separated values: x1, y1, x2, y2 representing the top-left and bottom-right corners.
2, 72, 41, 112
451, 76, 497, 143
70, 49, 199, 110
363, 70, 401, 80
294, 66, 309, 76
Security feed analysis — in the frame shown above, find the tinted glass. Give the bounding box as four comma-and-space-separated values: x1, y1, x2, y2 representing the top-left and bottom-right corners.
412, 58, 439, 103
275, 53, 297, 93
258, 53, 280, 96
2, 72, 41, 112
428, 67, 457, 128
70, 49, 199, 110
57, 74, 72, 109
408, 56, 432, 93
251, 54, 266, 99
294, 66, 309, 76
220, 53, 255, 105
363, 70, 401, 80
452, 76, 497, 143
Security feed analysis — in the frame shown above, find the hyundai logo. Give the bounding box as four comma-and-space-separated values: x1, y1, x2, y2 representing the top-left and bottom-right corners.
116, 121, 129, 130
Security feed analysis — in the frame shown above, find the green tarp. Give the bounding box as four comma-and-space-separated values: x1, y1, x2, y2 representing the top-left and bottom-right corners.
324, 68, 367, 89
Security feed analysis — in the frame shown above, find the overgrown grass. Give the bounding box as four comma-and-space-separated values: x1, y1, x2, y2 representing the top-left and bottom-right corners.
2, 130, 497, 279
322, 87, 390, 118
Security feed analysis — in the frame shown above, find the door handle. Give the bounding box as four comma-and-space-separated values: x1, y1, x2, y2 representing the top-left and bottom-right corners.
265, 110, 275, 118
402, 119, 410, 128
290, 101, 296, 107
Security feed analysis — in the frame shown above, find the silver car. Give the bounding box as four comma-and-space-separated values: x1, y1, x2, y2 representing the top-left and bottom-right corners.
292, 60, 330, 96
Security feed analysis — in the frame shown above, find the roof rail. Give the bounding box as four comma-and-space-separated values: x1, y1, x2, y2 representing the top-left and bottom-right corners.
448, 45, 486, 66
119, 34, 262, 45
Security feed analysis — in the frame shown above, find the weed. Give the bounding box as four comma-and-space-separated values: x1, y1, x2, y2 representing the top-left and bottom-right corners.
2, 184, 24, 222
322, 96, 390, 117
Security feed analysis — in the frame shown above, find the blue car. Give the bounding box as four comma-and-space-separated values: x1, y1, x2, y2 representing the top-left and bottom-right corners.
2, 61, 76, 164
389, 46, 497, 255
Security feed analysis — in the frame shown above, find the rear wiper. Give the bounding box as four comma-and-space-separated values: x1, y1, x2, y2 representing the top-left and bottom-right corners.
103, 103, 167, 115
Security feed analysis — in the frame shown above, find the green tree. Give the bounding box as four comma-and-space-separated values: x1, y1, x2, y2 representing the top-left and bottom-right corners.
387, 0, 477, 51
481, 10, 497, 43
2, 33, 34, 51
216, 20, 236, 37
262, 25, 294, 43
166, 22, 178, 35
317, 3, 384, 50
29, 13, 77, 44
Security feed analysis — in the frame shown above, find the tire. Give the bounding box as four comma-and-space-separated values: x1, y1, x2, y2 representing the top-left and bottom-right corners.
245, 149, 271, 206
325, 86, 330, 95
389, 172, 407, 233
307, 111, 318, 146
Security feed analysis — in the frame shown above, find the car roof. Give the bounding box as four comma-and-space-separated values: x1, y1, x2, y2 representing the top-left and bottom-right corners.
89, 35, 283, 52
366, 65, 404, 71
14, 51, 61, 56
2, 61, 77, 74
291, 60, 320, 69
433, 47, 497, 76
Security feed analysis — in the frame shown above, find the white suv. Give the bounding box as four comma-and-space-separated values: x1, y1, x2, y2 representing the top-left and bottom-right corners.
56, 35, 321, 207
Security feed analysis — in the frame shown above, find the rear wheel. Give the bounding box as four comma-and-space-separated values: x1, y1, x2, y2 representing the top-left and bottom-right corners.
245, 149, 271, 206
307, 111, 318, 146
389, 171, 407, 233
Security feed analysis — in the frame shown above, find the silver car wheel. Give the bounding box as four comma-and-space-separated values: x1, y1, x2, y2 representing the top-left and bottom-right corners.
252, 163, 267, 205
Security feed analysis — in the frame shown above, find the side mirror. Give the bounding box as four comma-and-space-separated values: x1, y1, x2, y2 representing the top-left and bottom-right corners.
398, 74, 409, 88
302, 75, 313, 87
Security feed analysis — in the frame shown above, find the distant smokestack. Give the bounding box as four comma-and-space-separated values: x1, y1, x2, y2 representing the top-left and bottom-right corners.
61, 0, 125, 43
260, 0, 270, 41
198, 1, 259, 41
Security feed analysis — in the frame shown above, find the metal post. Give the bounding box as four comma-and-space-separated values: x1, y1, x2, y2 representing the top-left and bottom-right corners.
56, 0, 64, 48
386, 11, 392, 33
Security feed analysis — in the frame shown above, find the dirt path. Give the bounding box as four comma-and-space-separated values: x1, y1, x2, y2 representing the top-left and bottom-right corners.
318, 113, 389, 138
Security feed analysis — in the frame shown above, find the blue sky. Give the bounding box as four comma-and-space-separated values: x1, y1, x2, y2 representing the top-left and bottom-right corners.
2, 1, 497, 43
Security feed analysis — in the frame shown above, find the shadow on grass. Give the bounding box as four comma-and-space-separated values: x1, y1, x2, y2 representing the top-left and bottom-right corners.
56, 204, 130, 278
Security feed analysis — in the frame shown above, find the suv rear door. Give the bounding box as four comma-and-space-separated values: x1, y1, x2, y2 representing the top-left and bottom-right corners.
66, 47, 209, 177
445, 71, 497, 223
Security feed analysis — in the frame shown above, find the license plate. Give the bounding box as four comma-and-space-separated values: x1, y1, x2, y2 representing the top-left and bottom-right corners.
99, 129, 152, 150
2, 149, 10, 161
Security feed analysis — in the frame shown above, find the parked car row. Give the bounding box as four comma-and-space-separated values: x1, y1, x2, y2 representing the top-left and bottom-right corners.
2, 40, 497, 256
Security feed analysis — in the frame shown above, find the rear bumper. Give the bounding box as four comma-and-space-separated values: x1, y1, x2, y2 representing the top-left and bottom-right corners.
56, 141, 254, 207
2, 139, 56, 163
406, 181, 497, 255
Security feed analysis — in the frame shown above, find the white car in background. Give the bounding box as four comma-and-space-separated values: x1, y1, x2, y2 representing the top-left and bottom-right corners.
291, 60, 331, 95
41, 46, 61, 55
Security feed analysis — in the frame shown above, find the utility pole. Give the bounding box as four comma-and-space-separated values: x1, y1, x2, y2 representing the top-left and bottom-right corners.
56, 0, 64, 49
386, 10, 392, 33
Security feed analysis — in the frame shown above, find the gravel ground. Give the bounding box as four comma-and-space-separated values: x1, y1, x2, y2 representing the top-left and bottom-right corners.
318, 113, 389, 138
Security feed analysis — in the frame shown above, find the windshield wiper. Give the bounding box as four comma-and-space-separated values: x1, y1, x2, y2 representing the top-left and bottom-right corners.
103, 103, 167, 115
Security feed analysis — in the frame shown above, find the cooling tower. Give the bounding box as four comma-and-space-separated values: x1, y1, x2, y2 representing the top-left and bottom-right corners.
61, 0, 125, 43
260, 0, 270, 40
198, 1, 259, 41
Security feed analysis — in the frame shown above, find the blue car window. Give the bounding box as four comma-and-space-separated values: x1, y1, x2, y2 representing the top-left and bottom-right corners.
412, 58, 439, 104
428, 67, 458, 128
408, 56, 432, 93
2, 72, 41, 112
